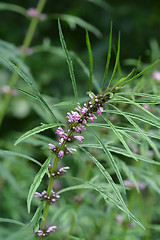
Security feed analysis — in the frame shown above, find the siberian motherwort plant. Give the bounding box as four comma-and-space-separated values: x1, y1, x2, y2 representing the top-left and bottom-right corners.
1, 12, 160, 239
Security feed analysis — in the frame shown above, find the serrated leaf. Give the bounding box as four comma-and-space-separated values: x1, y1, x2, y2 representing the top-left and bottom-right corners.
15, 123, 62, 146
27, 154, 52, 213
88, 127, 125, 193
58, 19, 78, 102
28, 202, 44, 232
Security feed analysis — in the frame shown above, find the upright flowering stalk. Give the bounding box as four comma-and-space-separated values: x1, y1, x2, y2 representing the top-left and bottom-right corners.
36, 90, 114, 239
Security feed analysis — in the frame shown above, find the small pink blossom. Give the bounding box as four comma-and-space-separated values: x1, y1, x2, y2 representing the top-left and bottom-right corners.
152, 71, 160, 81
115, 214, 123, 225
74, 125, 86, 133
58, 150, 64, 159
142, 104, 150, 111
66, 147, 77, 155
123, 179, 146, 190
74, 135, 84, 143
26, 8, 46, 21
67, 111, 81, 123
48, 143, 56, 150
56, 127, 68, 140
97, 106, 103, 116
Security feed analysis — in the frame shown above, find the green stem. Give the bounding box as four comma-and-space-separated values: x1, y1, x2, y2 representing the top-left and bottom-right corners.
0, 0, 47, 128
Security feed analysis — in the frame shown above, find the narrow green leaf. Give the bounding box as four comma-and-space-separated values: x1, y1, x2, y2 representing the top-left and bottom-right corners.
80, 143, 160, 165
88, 127, 125, 193
0, 218, 25, 226
0, 150, 41, 166
27, 154, 52, 213
104, 109, 160, 130
0, 56, 58, 122
112, 69, 134, 90
102, 116, 138, 161
107, 32, 120, 89
80, 147, 127, 202
0, 2, 26, 16
17, 88, 38, 100
117, 95, 160, 120
110, 104, 160, 158
28, 202, 44, 232
58, 19, 78, 102
86, 29, 93, 91
15, 123, 62, 146
120, 60, 160, 87
101, 22, 112, 92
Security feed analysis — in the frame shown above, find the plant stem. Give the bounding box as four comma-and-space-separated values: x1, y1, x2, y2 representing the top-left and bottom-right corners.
0, 0, 47, 128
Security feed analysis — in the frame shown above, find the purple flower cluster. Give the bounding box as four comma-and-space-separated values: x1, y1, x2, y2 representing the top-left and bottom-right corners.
49, 92, 111, 159
26, 8, 47, 20
35, 226, 57, 237
48, 165, 70, 178
115, 215, 135, 228
35, 190, 60, 204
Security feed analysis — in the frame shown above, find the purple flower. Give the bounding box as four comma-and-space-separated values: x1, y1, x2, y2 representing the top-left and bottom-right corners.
87, 113, 97, 123
1, 85, 10, 94
48, 143, 56, 151
115, 215, 123, 225
26, 8, 46, 21
66, 147, 77, 155
34, 192, 42, 199
123, 179, 146, 190
97, 106, 103, 116
152, 71, 160, 81
142, 104, 150, 111
58, 150, 64, 159
56, 127, 68, 140
67, 111, 81, 123
46, 225, 57, 233
73, 125, 86, 133
74, 135, 84, 143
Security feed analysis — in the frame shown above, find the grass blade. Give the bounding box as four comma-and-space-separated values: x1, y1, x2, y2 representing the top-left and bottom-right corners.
100, 22, 112, 92
107, 31, 120, 89
15, 123, 62, 146
58, 19, 78, 102
27, 154, 52, 213
86, 29, 93, 91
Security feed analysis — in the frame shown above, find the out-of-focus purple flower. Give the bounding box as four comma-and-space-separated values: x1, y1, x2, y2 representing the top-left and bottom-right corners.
87, 113, 97, 123
26, 8, 47, 21
58, 150, 64, 159
2, 85, 10, 94
115, 215, 124, 225
142, 104, 150, 111
19, 46, 33, 55
123, 179, 146, 190
74, 135, 84, 143
11, 89, 18, 96
152, 71, 160, 81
